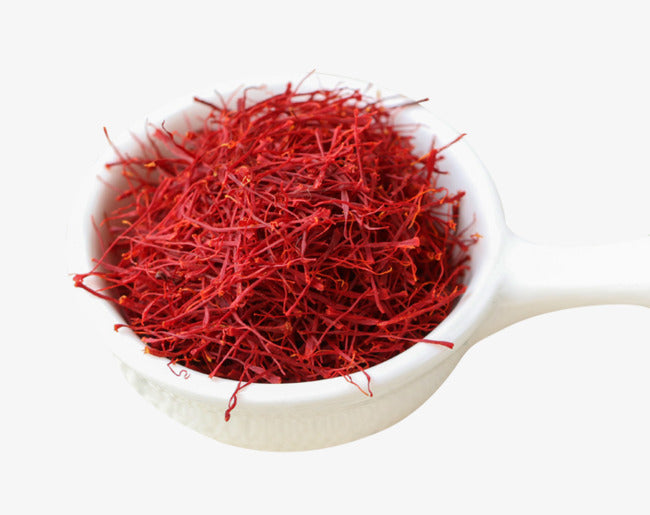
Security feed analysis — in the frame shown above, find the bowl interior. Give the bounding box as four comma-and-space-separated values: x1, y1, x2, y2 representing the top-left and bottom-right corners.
76, 73, 507, 406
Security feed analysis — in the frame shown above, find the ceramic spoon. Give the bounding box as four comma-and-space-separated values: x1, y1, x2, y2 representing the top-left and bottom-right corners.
72, 73, 650, 451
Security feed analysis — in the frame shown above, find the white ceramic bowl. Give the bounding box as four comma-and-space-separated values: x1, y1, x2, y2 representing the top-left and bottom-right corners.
70, 73, 650, 451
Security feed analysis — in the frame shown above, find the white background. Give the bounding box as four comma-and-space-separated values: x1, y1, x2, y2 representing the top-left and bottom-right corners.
2, 1, 649, 513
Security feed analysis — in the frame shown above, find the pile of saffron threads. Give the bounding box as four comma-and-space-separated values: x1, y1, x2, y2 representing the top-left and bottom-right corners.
74, 83, 477, 420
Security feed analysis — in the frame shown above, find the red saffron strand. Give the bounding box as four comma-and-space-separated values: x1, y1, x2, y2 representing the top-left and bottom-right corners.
74, 82, 478, 420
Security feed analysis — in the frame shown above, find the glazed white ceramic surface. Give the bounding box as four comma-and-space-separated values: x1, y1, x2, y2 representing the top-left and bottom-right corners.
70, 73, 650, 451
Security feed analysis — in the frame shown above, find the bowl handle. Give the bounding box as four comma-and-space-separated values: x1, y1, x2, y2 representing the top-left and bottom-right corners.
473, 231, 650, 340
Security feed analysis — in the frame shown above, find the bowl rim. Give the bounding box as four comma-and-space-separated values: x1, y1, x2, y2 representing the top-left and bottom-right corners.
69, 72, 508, 410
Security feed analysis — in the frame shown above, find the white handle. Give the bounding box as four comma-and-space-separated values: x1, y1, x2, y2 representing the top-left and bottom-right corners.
475, 231, 650, 340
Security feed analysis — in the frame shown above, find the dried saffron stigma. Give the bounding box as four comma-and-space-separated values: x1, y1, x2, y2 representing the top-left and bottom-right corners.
74, 82, 478, 421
